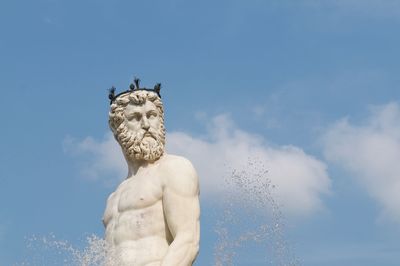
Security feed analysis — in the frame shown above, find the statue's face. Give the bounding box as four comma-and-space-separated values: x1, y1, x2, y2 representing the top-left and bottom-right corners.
122, 100, 164, 162
124, 100, 161, 136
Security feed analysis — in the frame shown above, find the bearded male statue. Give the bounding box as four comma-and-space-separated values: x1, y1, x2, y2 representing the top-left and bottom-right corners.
103, 79, 200, 266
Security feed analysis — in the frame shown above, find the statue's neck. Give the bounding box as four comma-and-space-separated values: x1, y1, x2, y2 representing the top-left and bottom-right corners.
127, 160, 148, 176
125, 155, 164, 177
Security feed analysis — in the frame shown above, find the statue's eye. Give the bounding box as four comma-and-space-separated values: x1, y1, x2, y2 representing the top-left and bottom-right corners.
127, 113, 142, 121
147, 112, 157, 119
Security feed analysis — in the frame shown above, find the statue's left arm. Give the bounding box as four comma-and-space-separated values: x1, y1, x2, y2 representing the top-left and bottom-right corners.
161, 157, 200, 266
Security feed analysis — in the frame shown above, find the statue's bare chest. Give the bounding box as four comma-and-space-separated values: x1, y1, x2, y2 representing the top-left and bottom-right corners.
104, 174, 164, 225
117, 176, 162, 211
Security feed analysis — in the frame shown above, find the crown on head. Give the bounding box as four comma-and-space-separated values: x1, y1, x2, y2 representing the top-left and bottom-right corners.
108, 78, 161, 104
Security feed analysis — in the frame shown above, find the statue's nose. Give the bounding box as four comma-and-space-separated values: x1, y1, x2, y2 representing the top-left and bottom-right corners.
141, 117, 150, 130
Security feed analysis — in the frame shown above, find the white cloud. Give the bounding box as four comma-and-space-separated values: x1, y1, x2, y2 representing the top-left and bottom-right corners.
63, 135, 126, 186
168, 115, 331, 217
64, 114, 331, 217
323, 102, 400, 224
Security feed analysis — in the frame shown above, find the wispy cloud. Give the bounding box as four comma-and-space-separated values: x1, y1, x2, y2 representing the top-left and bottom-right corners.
323, 102, 400, 224
64, 114, 331, 217
63, 134, 126, 186
168, 114, 331, 217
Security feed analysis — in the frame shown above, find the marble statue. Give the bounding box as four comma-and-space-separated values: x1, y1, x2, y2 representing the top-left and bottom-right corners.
103, 79, 200, 266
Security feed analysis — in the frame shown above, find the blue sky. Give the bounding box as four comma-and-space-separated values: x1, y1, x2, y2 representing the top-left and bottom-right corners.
1, 0, 400, 265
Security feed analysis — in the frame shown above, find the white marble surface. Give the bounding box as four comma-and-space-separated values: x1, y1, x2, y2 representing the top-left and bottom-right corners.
104, 90, 200, 266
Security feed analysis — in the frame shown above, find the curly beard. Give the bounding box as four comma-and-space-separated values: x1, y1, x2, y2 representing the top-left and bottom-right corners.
121, 127, 165, 162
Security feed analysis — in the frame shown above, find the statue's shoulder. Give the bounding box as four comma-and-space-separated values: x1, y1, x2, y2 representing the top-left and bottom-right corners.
160, 154, 194, 168
159, 154, 199, 196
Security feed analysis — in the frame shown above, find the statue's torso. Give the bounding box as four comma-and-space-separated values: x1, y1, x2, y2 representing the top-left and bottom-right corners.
103, 165, 171, 265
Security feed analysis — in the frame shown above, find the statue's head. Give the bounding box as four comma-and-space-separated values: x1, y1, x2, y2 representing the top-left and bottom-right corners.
108, 80, 165, 162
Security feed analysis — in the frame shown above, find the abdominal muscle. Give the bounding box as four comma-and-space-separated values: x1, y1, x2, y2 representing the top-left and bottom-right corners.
105, 201, 170, 266
112, 237, 169, 266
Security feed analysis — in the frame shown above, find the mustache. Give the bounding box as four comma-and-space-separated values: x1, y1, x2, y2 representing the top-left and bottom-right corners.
136, 128, 159, 141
